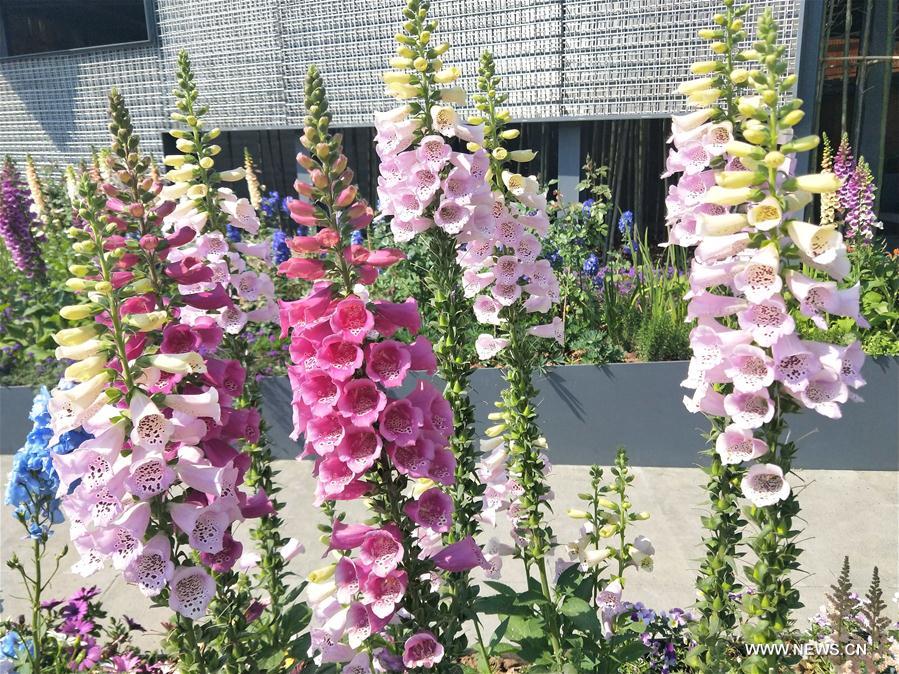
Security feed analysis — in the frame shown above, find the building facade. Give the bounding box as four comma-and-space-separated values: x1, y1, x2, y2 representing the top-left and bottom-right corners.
0, 0, 801, 168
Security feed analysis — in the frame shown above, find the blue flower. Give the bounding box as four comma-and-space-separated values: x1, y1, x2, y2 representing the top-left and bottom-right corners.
618, 210, 634, 235
4, 386, 90, 539
280, 196, 294, 214
0, 630, 31, 662
226, 224, 242, 243
547, 250, 563, 269
350, 230, 364, 246
260, 191, 281, 218
272, 230, 290, 265
581, 198, 595, 215
582, 252, 600, 277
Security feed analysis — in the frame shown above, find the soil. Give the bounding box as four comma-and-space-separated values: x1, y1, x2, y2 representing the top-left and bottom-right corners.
459, 654, 529, 673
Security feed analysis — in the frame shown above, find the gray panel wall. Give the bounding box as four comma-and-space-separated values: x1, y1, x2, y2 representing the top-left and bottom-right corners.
0, 0, 800, 166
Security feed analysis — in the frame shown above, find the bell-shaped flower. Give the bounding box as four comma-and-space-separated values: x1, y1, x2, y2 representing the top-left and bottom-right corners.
723, 344, 775, 393
345, 602, 388, 650
733, 244, 782, 303
337, 378, 387, 427
318, 336, 364, 382
199, 532, 243, 573
786, 221, 850, 280
123, 533, 174, 597
147, 352, 206, 375
359, 526, 404, 577
795, 369, 848, 418
365, 340, 411, 388
168, 565, 216, 619
361, 568, 408, 619
221, 198, 259, 234
527, 317, 565, 345
378, 399, 423, 447
329, 520, 375, 552
91, 501, 151, 570
403, 487, 453, 533
473, 295, 503, 325
771, 333, 821, 392
430, 536, 487, 572
596, 580, 623, 638
337, 427, 382, 474
403, 631, 445, 669
164, 389, 221, 423
475, 334, 509, 361
715, 426, 768, 465
736, 295, 795, 347
723, 389, 775, 430
125, 447, 177, 499
129, 392, 174, 452
785, 271, 868, 330
170, 496, 240, 554
741, 463, 790, 507
747, 196, 783, 231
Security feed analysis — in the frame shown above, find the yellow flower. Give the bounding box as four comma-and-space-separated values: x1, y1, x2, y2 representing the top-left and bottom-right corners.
64, 355, 107, 382
439, 87, 466, 105
53, 325, 98, 346
715, 171, 758, 189
509, 149, 537, 162
55, 338, 104, 361
747, 197, 783, 231
794, 173, 842, 194
678, 78, 716, 95
128, 311, 168, 332
696, 213, 749, 236
148, 352, 206, 375
307, 564, 336, 584
218, 168, 245, 182
60, 304, 95, 321
703, 186, 757, 206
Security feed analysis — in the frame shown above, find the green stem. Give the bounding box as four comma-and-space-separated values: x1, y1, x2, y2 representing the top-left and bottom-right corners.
30, 537, 42, 671
181, 617, 209, 674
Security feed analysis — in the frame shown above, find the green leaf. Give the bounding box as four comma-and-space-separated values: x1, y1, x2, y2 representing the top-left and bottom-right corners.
506, 614, 545, 641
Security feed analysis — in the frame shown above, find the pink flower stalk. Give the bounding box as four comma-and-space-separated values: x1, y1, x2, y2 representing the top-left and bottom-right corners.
284, 64, 480, 667
50, 110, 269, 622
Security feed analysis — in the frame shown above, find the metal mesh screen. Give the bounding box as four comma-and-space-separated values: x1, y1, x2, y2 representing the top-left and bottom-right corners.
0, 0, 802, 166
155, 0, 288, 129
562, 0, 801, 118
0, 45, 163, 167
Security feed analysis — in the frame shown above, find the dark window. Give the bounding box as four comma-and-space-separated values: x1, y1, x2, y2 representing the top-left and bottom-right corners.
0, 0, 150, 57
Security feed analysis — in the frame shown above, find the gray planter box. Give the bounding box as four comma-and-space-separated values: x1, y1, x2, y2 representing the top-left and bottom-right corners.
4, 359, 897, 470
259, 358, 899, 471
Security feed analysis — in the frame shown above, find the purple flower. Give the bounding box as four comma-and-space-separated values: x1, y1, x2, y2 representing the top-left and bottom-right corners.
0, 159, 44, 276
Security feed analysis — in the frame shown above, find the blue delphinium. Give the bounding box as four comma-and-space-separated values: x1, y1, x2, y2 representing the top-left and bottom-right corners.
581, 198, 595, 216
617, 210, 634, 236
280, 196, 294, 214
582, 252, 600, 277
350, 230, 364, 246
260, 190, 280, 218
0, 630, 31, 671
225, 223, 242, 243
271, 229, 290, 265
5, 386, 90, 540
618, 210, 638, 255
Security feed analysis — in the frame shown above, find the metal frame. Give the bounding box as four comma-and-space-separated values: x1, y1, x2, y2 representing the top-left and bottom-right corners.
0, 0, 157, 61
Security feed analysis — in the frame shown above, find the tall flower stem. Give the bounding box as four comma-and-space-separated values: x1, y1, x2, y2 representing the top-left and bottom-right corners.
30, 537, 43, 671
682, 4, 751, 668
500, 306, 562, 662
